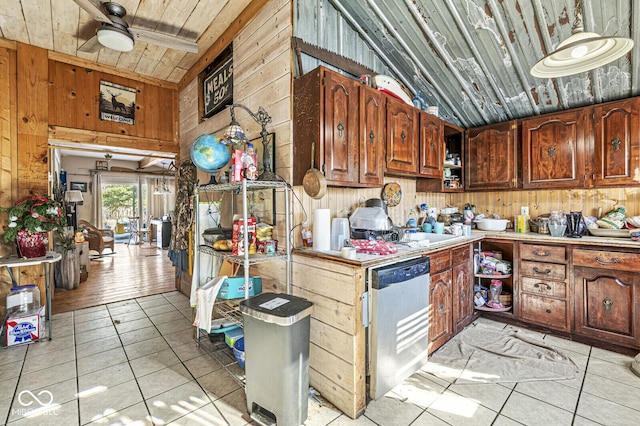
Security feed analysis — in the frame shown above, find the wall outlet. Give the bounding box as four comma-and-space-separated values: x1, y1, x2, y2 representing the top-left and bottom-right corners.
521, 206, 529, 216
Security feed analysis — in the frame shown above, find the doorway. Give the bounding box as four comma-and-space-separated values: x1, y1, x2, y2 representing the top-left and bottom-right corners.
49, 144, 178, 312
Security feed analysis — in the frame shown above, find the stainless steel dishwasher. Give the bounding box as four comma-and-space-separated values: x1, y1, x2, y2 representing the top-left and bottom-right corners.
368, 256, 430, 400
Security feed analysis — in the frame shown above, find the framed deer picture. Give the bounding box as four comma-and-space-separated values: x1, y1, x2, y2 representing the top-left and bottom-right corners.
99, 80, 136, 125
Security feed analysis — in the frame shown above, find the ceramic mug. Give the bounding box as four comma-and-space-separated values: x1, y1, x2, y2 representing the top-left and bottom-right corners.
451, 223, 463, 236
434, 222, 445, 234
422, 223, 433, 233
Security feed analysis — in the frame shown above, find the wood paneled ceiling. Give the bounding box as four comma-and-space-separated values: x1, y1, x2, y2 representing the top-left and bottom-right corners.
0, 0, 257, 84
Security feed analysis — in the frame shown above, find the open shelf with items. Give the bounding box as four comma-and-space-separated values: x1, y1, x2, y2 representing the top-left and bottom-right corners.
417, 122, 464, 192
193, 179, 292, 337
473, 239, 517, 318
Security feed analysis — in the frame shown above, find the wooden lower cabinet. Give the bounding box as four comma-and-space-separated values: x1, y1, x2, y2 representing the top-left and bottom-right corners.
452, 244, 474, 333
573, 248, 640, 349
518, 243, 570, 332
429, 268, 453, 354
428, 244, 474, 353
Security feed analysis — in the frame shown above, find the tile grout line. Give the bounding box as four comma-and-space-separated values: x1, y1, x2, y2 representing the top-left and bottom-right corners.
570, 346, 605, 426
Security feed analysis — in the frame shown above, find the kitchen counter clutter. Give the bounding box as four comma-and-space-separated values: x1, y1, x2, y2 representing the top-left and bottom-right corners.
471, 229, 640, 249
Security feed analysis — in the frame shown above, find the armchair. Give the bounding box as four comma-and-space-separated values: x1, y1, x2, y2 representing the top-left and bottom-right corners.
78, 220, 115, 257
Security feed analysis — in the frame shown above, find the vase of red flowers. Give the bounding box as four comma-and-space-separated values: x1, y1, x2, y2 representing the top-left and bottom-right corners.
2, 195, 65, 258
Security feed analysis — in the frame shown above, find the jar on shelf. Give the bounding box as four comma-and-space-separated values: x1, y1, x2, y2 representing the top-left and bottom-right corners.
487, 279, 503, 308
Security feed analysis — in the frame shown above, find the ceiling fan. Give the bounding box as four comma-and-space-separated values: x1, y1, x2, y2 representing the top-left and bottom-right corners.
74, 0, 199, 54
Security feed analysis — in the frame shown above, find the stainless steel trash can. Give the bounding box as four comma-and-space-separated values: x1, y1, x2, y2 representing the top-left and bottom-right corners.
240, 293, 313, 426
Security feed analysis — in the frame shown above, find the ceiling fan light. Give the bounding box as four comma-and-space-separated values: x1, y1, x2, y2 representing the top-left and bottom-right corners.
97, 27, 134, 52
530, 31, 633, 78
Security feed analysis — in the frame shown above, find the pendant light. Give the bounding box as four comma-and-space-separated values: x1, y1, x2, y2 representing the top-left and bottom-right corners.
530, 1, 633, 78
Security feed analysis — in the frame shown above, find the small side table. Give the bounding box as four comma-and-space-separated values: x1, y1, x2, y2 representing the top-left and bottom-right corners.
0, 251, 62, 341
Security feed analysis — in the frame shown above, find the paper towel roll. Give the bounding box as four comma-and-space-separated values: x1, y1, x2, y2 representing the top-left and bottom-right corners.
314, 208, 331, 251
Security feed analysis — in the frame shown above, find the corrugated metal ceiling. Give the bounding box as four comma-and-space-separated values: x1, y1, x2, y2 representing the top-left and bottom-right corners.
294, 0, 637, 128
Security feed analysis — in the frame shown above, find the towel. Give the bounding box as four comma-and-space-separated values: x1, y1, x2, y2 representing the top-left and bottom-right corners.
192, 276, 227, 331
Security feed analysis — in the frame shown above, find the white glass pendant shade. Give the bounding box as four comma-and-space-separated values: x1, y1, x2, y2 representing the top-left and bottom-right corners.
96, 27, 134, 52
531, 31, 633, 78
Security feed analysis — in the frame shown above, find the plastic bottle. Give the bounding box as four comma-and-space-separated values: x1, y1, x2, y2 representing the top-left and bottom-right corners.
301, 222, 313, 248
244, 143, 258, 180
406, 208, 417, 231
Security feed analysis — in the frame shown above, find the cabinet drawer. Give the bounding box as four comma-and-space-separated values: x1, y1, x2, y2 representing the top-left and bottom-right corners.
521, 277, 566, 299
451, 244, 471, 263
520, 293, 569, 331
520, 244, 566, 263
429, 250, 451, 274
573, 249, 640, 273
520, 260, 566, 281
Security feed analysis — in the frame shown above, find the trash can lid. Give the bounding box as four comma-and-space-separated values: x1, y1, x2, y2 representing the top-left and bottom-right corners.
240, 293, 313, 326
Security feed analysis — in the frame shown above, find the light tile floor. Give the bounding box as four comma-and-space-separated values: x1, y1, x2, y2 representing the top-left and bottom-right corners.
1, 291, 639, 425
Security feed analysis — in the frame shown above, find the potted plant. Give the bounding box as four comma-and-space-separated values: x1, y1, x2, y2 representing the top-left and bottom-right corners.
2, 195, 66, 258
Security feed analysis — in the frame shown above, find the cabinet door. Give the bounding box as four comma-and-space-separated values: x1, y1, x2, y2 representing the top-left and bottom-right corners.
574, 266, 640, 348
453, 258, 473, 333
593, 97, 640, 187
429, 269, 453, 353
323, 71, 359, 184
386, 98, 419, 175
521, 109, 589, 189
359, 85, 386, 186
465, 120, 518, 190
419, 112, 443, 178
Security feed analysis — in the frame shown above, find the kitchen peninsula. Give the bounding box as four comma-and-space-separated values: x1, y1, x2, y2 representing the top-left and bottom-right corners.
292, 231, 640, 418
291, 235, 480, 418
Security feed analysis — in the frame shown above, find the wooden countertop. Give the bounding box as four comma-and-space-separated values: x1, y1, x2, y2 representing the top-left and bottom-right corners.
293, 235, 483, 268
475, 230, 640, 250
294, 230, 640, 268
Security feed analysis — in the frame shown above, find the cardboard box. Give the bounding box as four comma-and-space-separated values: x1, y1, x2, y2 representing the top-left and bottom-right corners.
6, 306, 44, 346
218, 276, 263, 299
232, 217, 257, 255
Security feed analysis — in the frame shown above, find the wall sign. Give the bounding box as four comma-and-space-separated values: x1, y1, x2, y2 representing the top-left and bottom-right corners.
203, 57, 233, 118
99, 80, 136, 125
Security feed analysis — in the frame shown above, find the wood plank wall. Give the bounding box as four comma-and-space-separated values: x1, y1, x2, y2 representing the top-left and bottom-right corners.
0, 42, 180, 307
178, 0, 292, 293
449, 187, 640, 220
48, 60, 178, 145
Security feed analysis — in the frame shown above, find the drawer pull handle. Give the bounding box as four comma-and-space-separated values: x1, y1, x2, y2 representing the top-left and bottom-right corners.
533, 250, 550, 257
533, 283, 552, 291
546, 309, 552, 314
603, 298, 613, 311
369, 130, 375, 145
438, 302, 444, 315
533, 267, 551, 275
337, 121, 344, 137
596, 256, 619, 265
401, 131, 406, 144
461, 289, 465, 301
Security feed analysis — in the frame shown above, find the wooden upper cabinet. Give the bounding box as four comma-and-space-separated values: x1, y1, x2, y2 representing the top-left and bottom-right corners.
359, 85, 386, 186
465, 120, 518, 191
521, 108, 589, 189
294, 66, 381, 187
419, 111, 443, 178
593, 97, 640, 187
322, 70, 360, 184
386, 97, 419, 175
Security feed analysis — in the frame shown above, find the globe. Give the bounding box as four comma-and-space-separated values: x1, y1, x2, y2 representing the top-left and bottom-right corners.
190, 134, 231, 184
